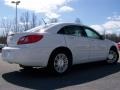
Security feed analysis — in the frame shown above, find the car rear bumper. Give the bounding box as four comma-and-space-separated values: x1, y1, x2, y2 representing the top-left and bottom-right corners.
2, 47, 50, 67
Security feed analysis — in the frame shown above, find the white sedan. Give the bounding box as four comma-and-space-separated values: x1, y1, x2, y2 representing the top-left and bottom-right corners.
2, 23, 119, 74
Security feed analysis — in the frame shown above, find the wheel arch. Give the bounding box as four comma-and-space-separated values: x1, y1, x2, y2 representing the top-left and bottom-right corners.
109, 46, 119, 58
110, 46, 118, 51
47, 46, 73, 66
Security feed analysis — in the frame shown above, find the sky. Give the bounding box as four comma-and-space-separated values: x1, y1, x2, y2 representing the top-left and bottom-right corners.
0, 0, 120, 34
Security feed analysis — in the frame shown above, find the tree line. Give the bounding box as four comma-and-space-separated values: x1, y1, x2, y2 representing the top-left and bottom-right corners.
0, 11, 42, 36
0, 12, 120, 44
105, 34, 120, 43
0, 11, 60, 44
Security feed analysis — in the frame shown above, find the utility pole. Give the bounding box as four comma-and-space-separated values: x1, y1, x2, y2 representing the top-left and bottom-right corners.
11, 0, 20, 32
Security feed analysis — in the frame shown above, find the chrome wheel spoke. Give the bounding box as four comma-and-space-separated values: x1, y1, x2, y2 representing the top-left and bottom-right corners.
107, 50, 118, 63
54, 53, 68, 73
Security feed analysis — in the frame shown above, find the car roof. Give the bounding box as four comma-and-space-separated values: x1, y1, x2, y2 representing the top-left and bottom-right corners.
50, 22, 85, 27
26, 22, 89, 33
45, 22, 89, 33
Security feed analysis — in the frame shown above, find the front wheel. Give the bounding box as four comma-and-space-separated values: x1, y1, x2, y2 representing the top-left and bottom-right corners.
48, 51, 72, 74
106, 49, 119, 64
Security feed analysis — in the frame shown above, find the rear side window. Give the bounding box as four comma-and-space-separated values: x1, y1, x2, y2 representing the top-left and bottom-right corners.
58, 25, 86, 37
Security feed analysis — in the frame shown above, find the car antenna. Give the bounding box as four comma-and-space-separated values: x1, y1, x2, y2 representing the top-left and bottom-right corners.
42, 18, 47, 26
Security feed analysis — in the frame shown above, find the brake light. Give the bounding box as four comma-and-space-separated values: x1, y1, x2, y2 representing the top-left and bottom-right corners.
17, 35, 43, 45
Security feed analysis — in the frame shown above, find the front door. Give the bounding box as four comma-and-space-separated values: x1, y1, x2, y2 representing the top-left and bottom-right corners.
84, 27, 108, 61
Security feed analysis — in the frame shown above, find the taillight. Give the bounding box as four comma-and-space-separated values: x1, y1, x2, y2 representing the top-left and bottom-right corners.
17, 35, 43, 45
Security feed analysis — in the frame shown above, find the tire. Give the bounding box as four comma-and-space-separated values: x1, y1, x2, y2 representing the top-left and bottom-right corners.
48, 50, 72, 74
106, 49, 119, 64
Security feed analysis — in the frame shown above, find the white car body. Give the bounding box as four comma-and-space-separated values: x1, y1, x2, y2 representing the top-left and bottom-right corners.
2, 23, 119, 69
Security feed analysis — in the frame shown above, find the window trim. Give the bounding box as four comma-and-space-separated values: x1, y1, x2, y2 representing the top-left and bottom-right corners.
83, 26, 102, 40
57, 25, 86, 37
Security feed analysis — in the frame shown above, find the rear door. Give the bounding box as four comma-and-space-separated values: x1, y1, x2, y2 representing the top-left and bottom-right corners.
58, 25, 90, 64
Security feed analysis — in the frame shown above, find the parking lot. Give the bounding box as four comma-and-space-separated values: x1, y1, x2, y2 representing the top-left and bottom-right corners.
0, 53, 120, 90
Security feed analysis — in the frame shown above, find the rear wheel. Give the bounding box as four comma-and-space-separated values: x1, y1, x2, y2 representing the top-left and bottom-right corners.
48, 51, 72, 74
106, 49, 119, 64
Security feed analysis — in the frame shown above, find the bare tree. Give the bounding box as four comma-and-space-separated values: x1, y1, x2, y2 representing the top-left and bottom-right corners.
0, 18, 13, 44
20, 11, 30, 31
0, 18, 13, 37
31, 12, 37, 28
19, 11, 42, 31
38, 19, 42, 26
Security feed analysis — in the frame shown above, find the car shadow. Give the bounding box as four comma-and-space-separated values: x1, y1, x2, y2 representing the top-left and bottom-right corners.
2, 62, 120, 90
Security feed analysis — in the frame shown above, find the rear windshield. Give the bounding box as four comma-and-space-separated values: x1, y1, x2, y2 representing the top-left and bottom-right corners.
26, 24, 54, 32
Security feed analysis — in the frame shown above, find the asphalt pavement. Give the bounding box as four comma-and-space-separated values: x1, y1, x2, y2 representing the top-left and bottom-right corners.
0, 53, 120, 90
